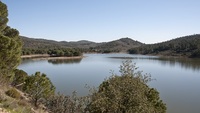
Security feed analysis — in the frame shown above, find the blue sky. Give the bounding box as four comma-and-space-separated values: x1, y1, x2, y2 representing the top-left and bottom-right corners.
2, 0, 200, 44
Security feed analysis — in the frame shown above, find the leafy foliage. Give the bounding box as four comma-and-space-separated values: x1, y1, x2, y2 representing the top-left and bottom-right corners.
0, 1, 22, 84
23, 72, 55, 107
86, 60, 166, 113
22, 47, 82, 57
11, 69, 28, 90
47, 48, 82, 57
0, 1, 8, 32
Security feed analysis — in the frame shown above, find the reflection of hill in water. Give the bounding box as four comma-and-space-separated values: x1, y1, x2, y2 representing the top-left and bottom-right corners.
48, 58, 82, 65
154, 57, 200, 71
109, 56, 200, 71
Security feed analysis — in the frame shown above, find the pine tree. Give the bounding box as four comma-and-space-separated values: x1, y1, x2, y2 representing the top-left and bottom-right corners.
23, 72, 55, 107
0, 1, 8, 32
0, 1, 22, 84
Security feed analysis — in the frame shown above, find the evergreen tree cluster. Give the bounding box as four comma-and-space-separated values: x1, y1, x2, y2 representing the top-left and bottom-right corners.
0, 1, 22, 83
22, 47, 82, 57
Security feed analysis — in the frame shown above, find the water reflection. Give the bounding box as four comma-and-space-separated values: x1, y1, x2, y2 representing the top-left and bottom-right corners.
20, 58, 47, 66
151, 57, 200, 72
47, 58, 82, 65
18, 54, 200, 113
109, 56, 200, 72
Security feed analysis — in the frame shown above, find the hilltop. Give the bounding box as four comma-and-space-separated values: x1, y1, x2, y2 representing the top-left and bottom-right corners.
128, 34, 200, 58
94, 38, 143, 53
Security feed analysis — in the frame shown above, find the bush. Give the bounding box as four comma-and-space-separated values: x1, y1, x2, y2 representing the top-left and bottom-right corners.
12, 69, 28, 90
86, 60, 166, 113
5, 88, 21, 99
46, 91, 87, 113
23, 72, 55, 107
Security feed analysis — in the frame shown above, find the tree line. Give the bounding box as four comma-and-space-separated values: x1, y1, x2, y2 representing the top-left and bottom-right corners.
128, 34, 200, 58
22, 47, 82, 57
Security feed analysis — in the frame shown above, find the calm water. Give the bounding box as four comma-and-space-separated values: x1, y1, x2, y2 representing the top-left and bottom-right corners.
18, 53, 200, 113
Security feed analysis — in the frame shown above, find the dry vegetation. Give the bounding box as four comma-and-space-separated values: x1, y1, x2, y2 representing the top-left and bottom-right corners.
0, 85, 47, 113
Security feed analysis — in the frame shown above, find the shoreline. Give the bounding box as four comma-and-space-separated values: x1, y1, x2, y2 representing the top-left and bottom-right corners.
21, 54, 50, 58
21, 54, 84, 60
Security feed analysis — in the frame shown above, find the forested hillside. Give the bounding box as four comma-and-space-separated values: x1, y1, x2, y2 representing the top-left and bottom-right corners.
94, 38, 143, 53
21, 35, 200, 58
128, 34, 200, 58
21, 36, 98, 49
20, 36, 83, 56
20, 36, 143, 53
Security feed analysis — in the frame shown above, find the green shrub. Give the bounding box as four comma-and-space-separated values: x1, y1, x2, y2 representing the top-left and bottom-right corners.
86, 60, 167, 113
5, 88, 21, 99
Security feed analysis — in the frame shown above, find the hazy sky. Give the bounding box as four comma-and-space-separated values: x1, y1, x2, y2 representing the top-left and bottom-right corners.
2, 0, 200, 44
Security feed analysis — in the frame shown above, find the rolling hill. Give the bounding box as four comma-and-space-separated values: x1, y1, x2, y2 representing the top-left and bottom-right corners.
21, 34, 200, 57
20, 36, 143, 53
94, 38, 143, 53
128, 34, 200, 58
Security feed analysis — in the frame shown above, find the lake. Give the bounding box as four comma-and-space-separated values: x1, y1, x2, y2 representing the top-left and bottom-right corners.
18, 53, 200, 113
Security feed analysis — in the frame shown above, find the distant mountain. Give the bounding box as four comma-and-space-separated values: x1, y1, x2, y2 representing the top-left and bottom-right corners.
21, 36, 64, 48
95, 38, 143, 53
66, 40, 99, 48
20, 36, 99, 49
21, 35, 200, 57
20, 36, 143, 53
128, 34, 200, 58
